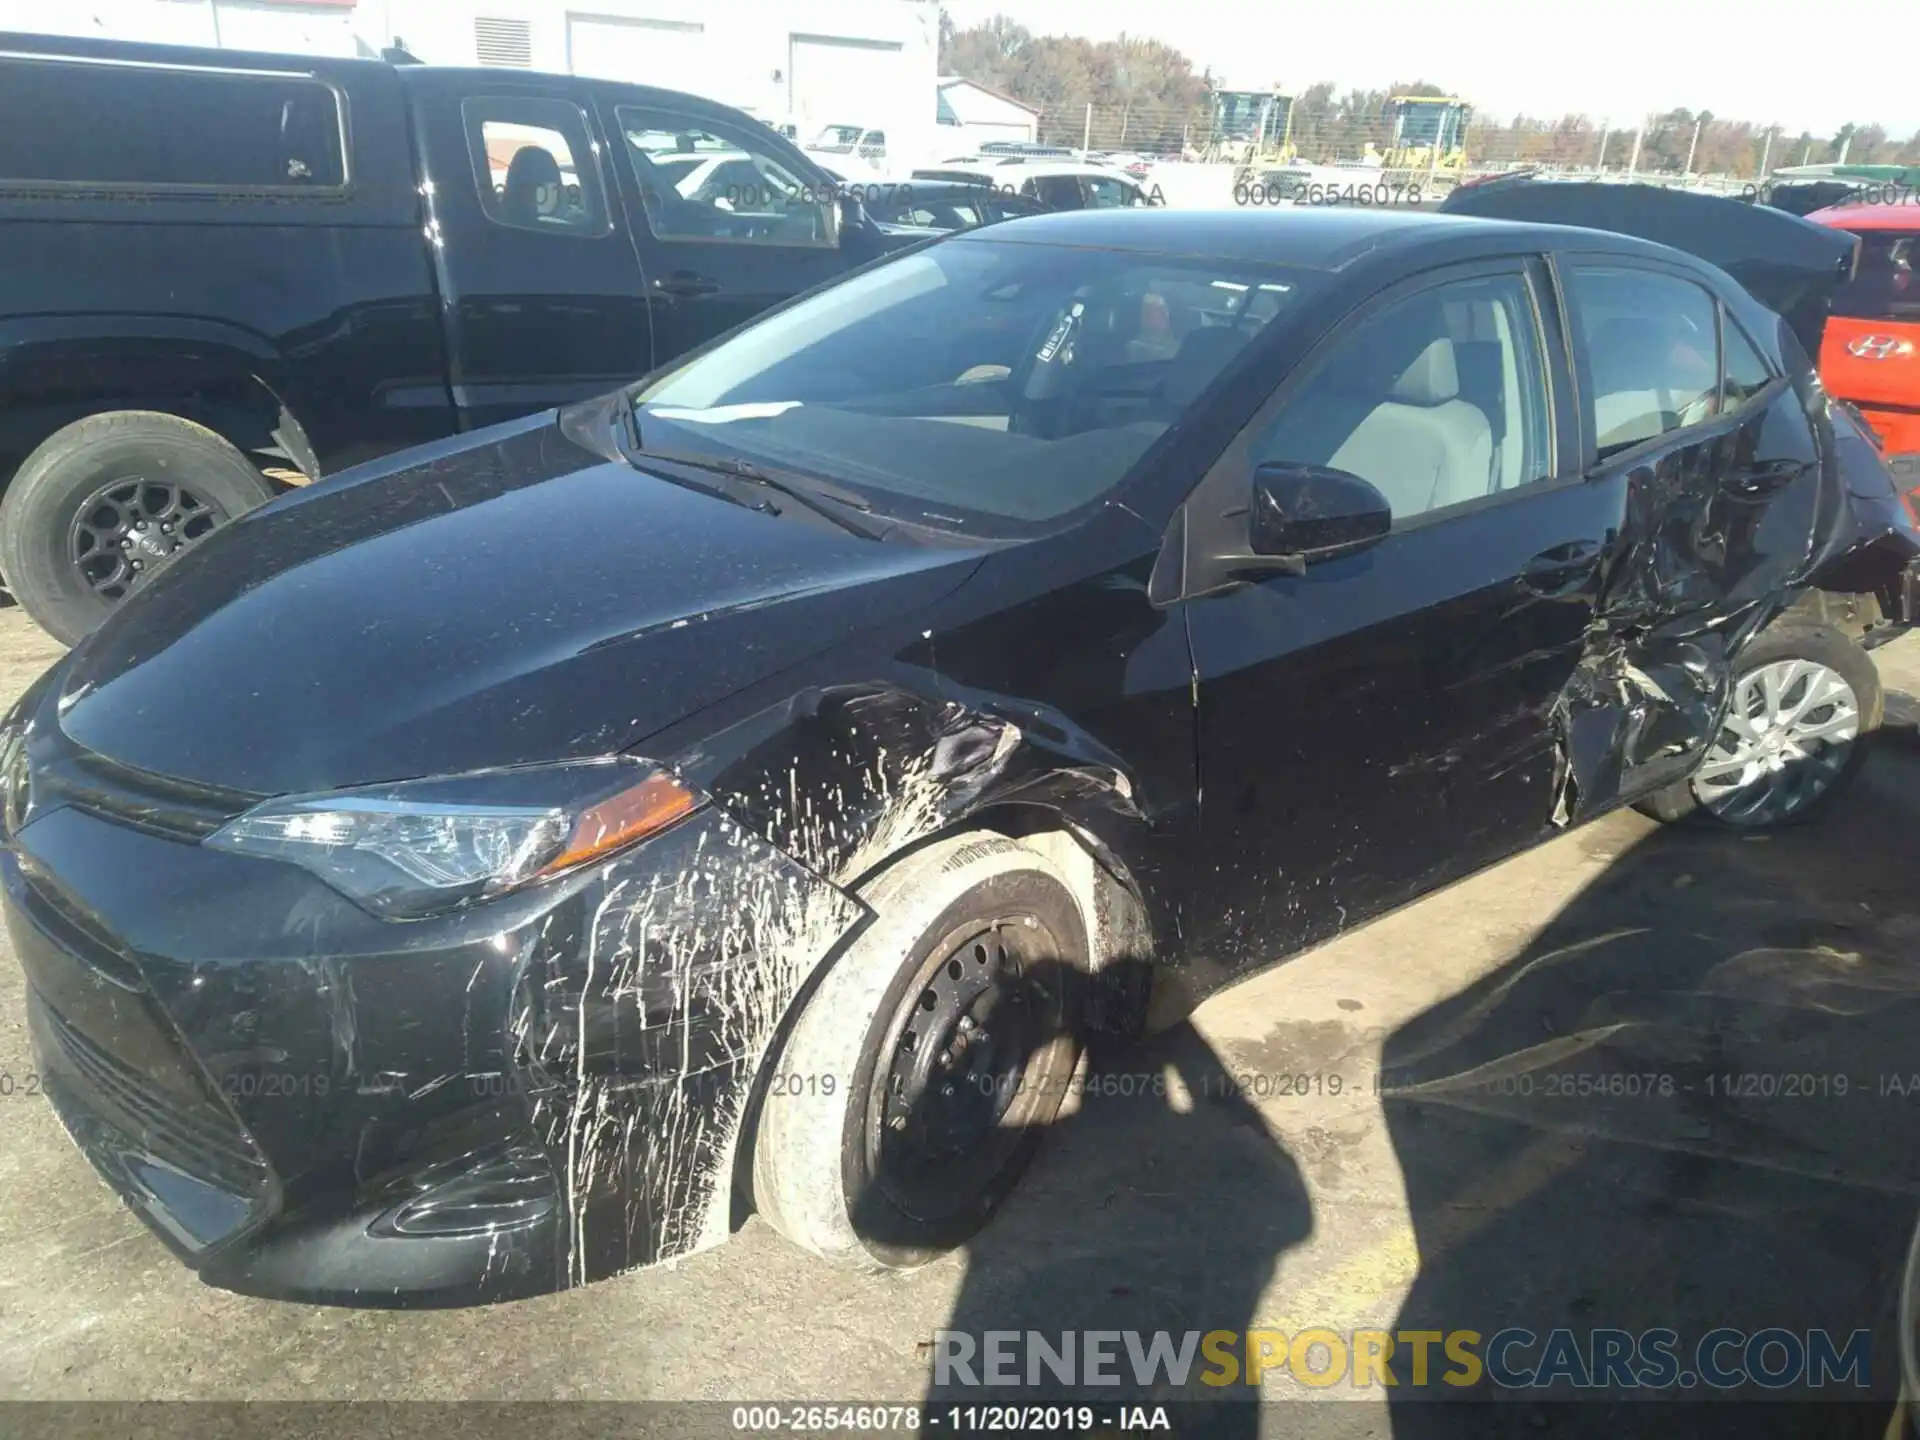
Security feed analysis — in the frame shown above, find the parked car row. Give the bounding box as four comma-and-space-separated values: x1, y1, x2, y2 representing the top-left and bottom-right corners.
912, 157, 1161, 210
0, 35, 1184, 646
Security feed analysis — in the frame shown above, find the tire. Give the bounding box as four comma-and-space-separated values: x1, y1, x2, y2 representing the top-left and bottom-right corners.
1634, 622, 1882, 828
752, 832, 1090, 1271
0, 411, 276, 646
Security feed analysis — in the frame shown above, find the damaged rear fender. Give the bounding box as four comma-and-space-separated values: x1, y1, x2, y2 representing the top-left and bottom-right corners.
1546, 367, 1920, 827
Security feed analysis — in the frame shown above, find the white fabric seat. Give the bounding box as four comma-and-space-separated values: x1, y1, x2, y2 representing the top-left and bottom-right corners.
1328, 337, 1494, 518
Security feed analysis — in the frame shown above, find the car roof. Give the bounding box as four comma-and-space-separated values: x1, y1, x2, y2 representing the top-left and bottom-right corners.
944, 206, 1678, 272
1807, 202, 1920, 233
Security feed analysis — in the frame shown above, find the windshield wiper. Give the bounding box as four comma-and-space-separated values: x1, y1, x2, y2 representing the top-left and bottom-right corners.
626, 436, 885, 540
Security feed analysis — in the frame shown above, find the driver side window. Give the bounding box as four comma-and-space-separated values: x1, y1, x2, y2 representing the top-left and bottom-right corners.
616, 106, 834, 247
1249, 270, 1552, 524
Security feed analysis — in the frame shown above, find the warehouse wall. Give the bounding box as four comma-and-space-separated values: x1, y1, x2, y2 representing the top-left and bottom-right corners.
0, 0, 366, 54
0, 0, 941, 164
384, 0, 940, 164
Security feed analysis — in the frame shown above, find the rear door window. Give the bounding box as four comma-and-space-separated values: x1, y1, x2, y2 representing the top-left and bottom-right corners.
1722, 319, 1775, 409
1566, 266, 1720, 457
462, 97, 609, 235
617, 108, 835, 247
1026, 175, 1085, 210
1083, 176, 1138, 209
907, 200, 985, 229
0, 54, 345, 192
1833, 232, 1919, 322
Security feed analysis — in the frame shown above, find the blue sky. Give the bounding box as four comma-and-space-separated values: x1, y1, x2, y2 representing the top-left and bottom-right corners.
940, 0, 1919, 139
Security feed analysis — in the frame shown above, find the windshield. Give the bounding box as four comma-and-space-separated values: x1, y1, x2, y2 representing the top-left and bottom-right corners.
634, 237, 1317, 534
810, 125, 865, 152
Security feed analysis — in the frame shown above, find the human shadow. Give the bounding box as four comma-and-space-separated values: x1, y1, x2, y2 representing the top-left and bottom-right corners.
1380, 741, 1920, 1438
845, 955, 1314, 1437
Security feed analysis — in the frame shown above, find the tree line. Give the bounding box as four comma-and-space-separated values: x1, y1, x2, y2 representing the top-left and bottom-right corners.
939, 12, 1920, 171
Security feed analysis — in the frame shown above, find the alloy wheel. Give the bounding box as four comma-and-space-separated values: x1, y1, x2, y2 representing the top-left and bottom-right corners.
1689, 658, 1860, 825
70, 476, 231, 602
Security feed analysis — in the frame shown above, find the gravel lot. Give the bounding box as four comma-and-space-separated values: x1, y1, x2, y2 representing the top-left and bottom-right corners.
1, 606, 1916, 1436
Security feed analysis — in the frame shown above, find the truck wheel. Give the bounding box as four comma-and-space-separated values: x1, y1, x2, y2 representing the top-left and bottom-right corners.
753, 833, 1089, 1271
1635, 623, 1882, 829
0, 411, 276, 646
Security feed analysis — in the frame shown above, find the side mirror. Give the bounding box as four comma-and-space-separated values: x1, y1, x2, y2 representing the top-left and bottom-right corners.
1249, 462, 1392, 569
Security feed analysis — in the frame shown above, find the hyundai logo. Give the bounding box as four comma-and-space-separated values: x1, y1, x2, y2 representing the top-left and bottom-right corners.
1847, 334, 1913, 360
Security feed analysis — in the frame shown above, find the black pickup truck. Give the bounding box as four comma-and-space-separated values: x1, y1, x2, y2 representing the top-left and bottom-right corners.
0, 33, 920, 643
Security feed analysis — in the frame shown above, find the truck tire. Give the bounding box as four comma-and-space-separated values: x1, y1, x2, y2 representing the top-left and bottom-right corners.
0, 411, 276, 646
752, 833, 1090, 1271
1634, 623, 1882, 828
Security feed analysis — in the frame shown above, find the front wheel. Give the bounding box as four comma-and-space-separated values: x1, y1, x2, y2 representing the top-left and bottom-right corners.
752, 833, 1090, 1271
1635, 623, 1882, 828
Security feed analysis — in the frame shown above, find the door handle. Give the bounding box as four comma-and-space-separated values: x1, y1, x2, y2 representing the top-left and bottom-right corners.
652, 272, 722, 298
1520, 540, 1603, 594
1720, 458, 1807, 497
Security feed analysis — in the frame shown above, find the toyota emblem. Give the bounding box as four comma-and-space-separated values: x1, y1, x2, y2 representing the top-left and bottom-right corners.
1847, 334, 1912, 360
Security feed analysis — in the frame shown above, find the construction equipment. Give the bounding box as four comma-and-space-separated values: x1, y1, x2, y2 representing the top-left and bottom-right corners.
1382, 95, 1471, 173
1201, 85, 1295, 165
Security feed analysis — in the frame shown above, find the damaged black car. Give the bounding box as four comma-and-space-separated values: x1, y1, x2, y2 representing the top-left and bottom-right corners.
4, 201, 1916, 1307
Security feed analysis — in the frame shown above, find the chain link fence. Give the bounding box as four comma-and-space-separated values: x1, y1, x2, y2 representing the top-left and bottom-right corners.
1015, 100, 1920, 186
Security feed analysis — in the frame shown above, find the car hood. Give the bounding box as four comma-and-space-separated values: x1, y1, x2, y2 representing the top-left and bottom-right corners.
52, 408, 984, 796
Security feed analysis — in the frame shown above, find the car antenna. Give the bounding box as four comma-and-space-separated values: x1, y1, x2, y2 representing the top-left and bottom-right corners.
381, 38, 423, 64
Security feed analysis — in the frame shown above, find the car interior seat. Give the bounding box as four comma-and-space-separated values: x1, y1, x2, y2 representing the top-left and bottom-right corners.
1326, 337, 1495, 517
503, 146, 562, 227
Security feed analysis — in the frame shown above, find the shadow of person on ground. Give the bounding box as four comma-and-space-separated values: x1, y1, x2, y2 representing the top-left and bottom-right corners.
844, 953, 1312, 1438
1380, 742, 1920, 1439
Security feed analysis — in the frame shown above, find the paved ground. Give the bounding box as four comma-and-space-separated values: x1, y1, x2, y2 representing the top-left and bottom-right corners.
1, 605, 1917, 1435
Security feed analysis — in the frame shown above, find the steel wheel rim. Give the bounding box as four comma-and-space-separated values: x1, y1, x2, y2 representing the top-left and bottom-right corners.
865, 912, 1067, 1223
70, 475, 230, 601
1689, 657, 1859, 825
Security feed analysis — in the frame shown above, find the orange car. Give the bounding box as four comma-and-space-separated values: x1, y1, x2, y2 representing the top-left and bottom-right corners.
1808, 202, 1920, 512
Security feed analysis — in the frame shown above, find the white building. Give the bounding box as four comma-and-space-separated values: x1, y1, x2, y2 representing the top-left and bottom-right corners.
0, 0, 942, 163
935, 75, 1039, 150
0, 0, 366, 54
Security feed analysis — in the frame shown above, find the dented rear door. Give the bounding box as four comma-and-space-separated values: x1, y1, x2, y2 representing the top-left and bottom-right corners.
1547, 256, 1836, 820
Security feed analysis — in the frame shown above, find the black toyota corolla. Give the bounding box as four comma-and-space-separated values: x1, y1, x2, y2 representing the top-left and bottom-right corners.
5, 203, 1917, 1307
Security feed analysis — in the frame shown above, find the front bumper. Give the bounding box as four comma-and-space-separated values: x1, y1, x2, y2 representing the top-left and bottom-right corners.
6, 756, 861, 1307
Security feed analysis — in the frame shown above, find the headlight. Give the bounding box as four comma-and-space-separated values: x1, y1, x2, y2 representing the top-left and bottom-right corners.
206, 758, 702, 919
0, 718, 29, 839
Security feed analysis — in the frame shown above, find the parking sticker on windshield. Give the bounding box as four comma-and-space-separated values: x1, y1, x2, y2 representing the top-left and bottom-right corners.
1036, 302, 1084, 364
